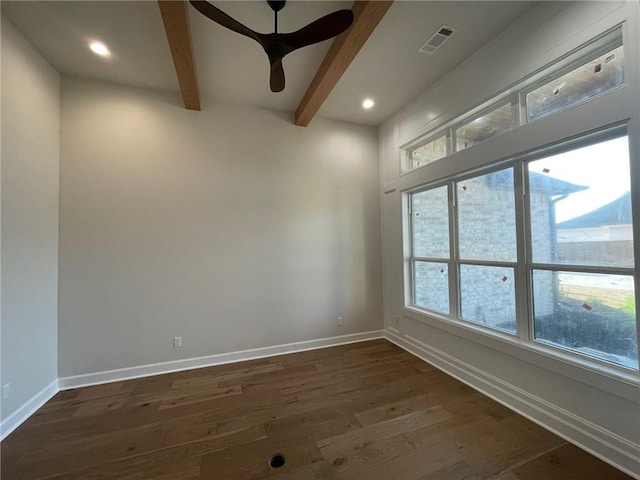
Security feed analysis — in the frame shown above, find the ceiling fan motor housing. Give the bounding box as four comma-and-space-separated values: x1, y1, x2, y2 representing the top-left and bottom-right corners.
267, 1, 286, 13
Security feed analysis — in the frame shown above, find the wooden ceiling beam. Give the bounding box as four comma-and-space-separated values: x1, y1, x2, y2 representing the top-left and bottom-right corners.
294, 1, 393, 127
158, 1, 201, 110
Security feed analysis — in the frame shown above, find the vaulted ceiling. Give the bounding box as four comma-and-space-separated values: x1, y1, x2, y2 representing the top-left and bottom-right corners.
1, 1, 534, 126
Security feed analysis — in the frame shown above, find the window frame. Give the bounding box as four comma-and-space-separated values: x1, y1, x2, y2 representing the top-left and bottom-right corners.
408, 181, 452, 315
402, 129, 451, 174
454, 100, 517, 152
409, 162, 523, 336
407, 124, 637, 373
400, 27, 626, 176
521, 128, 635, 365
522, 33, 624, 125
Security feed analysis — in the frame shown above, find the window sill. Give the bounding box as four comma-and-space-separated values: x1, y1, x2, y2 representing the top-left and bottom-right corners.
402, 306, 640, 403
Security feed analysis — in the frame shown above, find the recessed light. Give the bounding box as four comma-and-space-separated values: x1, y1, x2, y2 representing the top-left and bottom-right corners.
89, 41, 111, 57
362, 98, 375, 109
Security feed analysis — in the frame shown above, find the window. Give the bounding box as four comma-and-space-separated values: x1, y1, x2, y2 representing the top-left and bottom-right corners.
409, 167, 519, 335
406, 134, 448, 171
408, 131, 637, 371
526, 45, 624, 123
411, 186, 450, 314
456, 103, 513, 150
457, 169, 517, 262
401, 28, 625, 174
457, 168, 517, 333
414, 262, 449, 315
460, 264, 516, 333
527, 135, 636, 368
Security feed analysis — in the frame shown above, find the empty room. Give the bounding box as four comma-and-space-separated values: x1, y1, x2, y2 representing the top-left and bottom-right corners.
1, 0, 639, 478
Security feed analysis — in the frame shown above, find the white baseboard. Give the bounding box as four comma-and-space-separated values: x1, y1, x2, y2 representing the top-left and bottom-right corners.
1, 379, 59, 441
58, 330, 385, 390
384, 330, 640, 480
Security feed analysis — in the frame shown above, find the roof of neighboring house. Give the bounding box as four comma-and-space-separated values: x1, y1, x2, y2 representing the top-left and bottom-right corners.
529, 172, 588, 196
486, 170, 587, 196
558, 191, 633, 228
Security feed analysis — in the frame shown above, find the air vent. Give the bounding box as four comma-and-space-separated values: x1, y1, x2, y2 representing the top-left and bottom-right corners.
419, 25, 456, 55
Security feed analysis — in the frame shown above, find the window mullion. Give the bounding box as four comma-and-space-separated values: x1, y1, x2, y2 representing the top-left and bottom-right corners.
450, 127, 457, 155
454, 259, 518, 268
530, 264, 635, 275
449, 181, 460, 320
513, 92, 524, 128
408, 193, 415, 308
632, 163, 640, 378
514, 161, 531, 341
414, 256, 455, 263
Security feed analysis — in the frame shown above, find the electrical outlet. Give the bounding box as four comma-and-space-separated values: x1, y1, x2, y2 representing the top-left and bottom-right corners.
337, 316, 344, 327
2, 383, 11, 399
173, 336, 182, 348
395, 315, 400, 325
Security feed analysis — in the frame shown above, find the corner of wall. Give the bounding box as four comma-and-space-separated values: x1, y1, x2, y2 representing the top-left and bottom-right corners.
1, 14, 61, 433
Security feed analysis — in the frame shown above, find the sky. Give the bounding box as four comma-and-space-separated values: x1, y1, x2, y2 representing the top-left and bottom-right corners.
528, 136, 632, 223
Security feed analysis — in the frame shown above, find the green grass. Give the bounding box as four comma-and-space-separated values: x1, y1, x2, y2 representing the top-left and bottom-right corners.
620, 295, 636, 317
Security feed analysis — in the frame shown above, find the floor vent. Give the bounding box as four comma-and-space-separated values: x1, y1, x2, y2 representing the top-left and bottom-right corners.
268, 453, 286, 469
419, 25, 456, 54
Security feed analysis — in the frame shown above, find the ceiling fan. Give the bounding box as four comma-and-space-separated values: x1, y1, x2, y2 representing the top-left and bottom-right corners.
189, 1, 354, 93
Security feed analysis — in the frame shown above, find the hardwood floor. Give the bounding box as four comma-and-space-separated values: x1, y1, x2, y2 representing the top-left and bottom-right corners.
0, 340, 632, 479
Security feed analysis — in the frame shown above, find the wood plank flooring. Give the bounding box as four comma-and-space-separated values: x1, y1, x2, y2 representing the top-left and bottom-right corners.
0, 339, 632, 479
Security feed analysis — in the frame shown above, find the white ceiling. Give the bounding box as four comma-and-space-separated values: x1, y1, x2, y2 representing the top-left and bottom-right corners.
1, 1, 535, 126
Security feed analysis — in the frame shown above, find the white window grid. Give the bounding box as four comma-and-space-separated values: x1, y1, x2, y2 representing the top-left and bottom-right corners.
407, 125, 636, 372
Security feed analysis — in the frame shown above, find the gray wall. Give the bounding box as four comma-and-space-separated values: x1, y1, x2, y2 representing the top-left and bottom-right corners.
58, 77, 382, 377
1, 16, 60, 423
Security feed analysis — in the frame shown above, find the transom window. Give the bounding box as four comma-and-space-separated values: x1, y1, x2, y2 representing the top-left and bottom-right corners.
407, 134, 448, 170
401, 28, 624, 174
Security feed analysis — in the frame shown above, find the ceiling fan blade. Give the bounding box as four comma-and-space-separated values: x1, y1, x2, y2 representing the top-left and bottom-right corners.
269, 56, 285, 93
189, 1, 259, 42
284, 9, 354, 51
